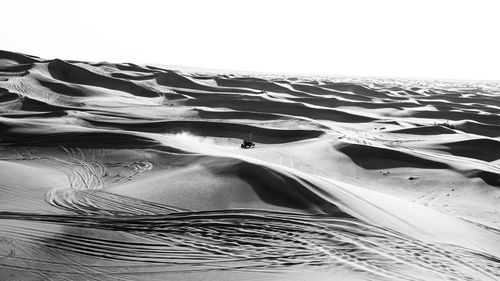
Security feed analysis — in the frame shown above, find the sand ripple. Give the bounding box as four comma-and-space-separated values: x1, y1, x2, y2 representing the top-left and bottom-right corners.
1, 210, 499, 281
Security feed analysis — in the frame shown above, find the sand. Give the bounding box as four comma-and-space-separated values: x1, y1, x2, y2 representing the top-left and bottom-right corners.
1, 49, 500, 280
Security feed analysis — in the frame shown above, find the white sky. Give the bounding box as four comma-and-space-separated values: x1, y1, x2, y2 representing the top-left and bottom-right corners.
1, 0, 499, 80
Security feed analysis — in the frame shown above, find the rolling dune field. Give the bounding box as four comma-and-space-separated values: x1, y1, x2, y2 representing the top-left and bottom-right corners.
1, 50, 500, 281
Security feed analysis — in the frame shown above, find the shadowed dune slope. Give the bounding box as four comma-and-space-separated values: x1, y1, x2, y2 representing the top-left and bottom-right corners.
335, 142, 450, 169
0, 50, 40, 64
84, 119, 324, 144
47, 59, 162, 98
439, 138, 500, 162
157, 71, 257, 93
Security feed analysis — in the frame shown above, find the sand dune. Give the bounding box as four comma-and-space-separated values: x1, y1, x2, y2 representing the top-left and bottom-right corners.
1, 49, 500, 280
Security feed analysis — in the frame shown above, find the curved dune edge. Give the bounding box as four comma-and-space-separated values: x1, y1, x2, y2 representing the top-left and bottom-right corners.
1, 50, 500, 280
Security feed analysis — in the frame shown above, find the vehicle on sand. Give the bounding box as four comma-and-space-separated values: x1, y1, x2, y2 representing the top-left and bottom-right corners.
241, 140, 255, 149
241, 133, 255, 149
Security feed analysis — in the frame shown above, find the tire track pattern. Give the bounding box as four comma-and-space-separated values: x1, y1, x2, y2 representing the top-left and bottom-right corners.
0, 210, 499, 281
39, 148, 159, 215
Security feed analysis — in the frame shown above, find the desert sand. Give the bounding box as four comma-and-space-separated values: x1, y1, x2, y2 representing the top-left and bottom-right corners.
0, 49, 499, 280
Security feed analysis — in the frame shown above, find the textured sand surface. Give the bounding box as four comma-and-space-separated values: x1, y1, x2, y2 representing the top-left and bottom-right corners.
1, 50, 500, 280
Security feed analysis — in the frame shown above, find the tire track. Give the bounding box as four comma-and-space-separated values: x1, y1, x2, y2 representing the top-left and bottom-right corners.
0, 210, 499, 280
